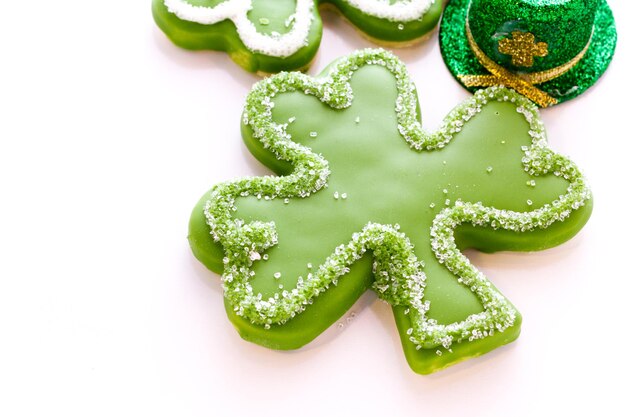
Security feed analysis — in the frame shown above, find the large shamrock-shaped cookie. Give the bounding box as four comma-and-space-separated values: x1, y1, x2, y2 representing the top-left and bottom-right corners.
153, 0, 444, 73
189, 49, 592, 374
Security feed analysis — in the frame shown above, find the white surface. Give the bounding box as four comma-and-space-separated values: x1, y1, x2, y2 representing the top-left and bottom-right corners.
1, 1, 625, 416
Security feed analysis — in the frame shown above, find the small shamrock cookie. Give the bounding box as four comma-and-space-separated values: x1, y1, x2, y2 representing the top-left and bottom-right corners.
153, 0, 444, 73
189, 49, 592, 374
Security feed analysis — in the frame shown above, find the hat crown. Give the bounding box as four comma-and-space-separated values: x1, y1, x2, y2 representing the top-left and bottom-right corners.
467, 0, 598, 73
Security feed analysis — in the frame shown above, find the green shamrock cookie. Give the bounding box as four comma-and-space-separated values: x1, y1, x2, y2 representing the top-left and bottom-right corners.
153, 0, 444, 73
189, 49, 592, 374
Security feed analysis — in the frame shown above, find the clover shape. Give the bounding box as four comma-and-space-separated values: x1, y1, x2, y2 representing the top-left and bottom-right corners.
153, 0, 444, 73
189, 49, 592, 374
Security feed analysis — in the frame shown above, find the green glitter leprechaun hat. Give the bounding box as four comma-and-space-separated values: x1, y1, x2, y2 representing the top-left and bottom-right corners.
440, 0, 617, 107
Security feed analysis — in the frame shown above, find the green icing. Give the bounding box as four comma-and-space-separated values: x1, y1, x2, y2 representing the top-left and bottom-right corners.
189, 49, 592, 373
246, 0, 298, 35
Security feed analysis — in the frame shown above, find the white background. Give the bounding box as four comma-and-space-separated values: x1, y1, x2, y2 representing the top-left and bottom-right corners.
1, 1, 625, 415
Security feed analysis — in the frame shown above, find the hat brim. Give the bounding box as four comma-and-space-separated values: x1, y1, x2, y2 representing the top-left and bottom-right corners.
439, 0, 617, 106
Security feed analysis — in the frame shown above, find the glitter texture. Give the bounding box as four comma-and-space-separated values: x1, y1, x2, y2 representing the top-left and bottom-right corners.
201, 49, 591, 351
498, 31, 548, 68
440, 0, 617, 105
